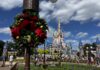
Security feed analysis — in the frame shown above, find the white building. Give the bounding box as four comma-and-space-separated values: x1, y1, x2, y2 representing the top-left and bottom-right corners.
49, 19, 69, 59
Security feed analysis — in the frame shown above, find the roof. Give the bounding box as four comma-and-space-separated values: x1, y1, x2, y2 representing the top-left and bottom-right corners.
95, 38, 100, 45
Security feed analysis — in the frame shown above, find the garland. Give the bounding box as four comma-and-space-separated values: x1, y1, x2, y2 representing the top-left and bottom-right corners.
10, 10, 48, 47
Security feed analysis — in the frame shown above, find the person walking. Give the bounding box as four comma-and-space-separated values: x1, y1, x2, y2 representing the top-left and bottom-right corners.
96, 56, 100, 65
9, 55, 13, 67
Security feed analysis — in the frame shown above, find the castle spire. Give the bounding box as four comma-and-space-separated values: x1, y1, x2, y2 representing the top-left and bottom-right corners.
96, 37, 100, 44
58, 18, 61, 34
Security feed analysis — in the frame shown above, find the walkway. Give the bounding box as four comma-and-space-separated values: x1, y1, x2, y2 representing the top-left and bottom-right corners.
0, 61, 16, 70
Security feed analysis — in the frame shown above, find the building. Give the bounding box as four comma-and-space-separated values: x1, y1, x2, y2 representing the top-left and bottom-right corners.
78, 40, 84, 58
49, 19, 69, 59
95, 38, 100, 57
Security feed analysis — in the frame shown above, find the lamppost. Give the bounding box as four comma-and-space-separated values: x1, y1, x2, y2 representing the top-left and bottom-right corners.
34, 47, 38, 66
2, 41, 8, 67
9, 0, 58, 70
23, 0, 39, 70
43, 41, 46, 68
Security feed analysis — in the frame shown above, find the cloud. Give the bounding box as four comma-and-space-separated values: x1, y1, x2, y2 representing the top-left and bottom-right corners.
71, 0, 100, 21
76, 32, 88, 38
3, 39, 12, 42
91, 34, 100, 39
65, 39, 78, 43
65, 39, 79, 50
40, 0, 100, 23
1, 0, 100, 23
81, 40, 92, 44
0, 27, 11, 34
97, 23, 100, 27
63, 32, 72, 38
47, 26, 56, 38
0, 0, 23, 10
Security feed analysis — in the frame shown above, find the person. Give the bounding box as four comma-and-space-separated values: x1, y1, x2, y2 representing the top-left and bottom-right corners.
96, 56, 100, 65
34, 57, 38, 66
91, 56, 94, 64
9, 55, 13, 67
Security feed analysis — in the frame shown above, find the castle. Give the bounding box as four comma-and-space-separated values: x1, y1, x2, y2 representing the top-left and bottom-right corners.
49, 19, 69, 59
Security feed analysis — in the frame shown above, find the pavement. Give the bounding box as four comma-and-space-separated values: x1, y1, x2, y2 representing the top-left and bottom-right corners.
0, 61, 16, 70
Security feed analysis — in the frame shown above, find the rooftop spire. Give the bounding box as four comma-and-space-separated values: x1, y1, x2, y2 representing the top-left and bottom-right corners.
96, 37, 100, 44
58, 18, 61, 34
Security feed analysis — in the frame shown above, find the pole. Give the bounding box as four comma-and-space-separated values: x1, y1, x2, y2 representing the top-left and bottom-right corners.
23, 0, 39, 70
43, 41, 48, 69
23, 0, 39, 16
43, 42, 46, 65
2, 42, 7, 67
24, 47, 30, 70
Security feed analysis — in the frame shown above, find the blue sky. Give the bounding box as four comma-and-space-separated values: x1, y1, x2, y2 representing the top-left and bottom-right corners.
0, 0, 100, 50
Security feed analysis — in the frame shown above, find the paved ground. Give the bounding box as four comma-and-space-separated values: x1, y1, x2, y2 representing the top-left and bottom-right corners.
0, 61, 16, 70
0, 66, 10, 70
0, 61, 10, 70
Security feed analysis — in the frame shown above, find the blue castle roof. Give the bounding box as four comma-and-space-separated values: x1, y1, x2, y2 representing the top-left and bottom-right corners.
79, 40, 83, 46
95, 38, 100, 45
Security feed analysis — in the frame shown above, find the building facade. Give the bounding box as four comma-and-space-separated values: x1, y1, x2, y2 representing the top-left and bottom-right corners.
49, 19, 69, 59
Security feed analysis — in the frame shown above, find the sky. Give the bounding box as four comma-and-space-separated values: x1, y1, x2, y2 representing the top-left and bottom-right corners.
0, 0, 100, 50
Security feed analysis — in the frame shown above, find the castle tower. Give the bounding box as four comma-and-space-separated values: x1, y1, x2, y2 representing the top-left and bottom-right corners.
53, 19, 62, 46
58, 19, 61, 35
52, 19, 66, 49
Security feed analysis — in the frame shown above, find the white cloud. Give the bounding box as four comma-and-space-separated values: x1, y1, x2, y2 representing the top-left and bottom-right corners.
63, 32, 72, 38
0, 0, 23, 10
65, 39, 78, 43
81, 40, 92, 44
91, 34, 100, 39
0, 27, 11, 34
3, 39, 12, 42
1, 0, 100, 23
40, 0, 100, 23
76, 32, 88, 38
65, 39, 79, 50
47, 26, 56, 38
97, 23, 100, 27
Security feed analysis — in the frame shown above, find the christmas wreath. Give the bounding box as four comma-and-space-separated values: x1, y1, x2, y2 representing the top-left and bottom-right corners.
10, 10, 48, 47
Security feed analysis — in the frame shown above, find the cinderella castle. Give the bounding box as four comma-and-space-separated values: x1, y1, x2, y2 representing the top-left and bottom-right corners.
49, 19, 71, 59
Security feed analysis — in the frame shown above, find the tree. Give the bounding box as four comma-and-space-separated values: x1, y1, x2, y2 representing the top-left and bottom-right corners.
37, 49, 49, 54
83, 43, 90, 56
92, 43, 97, 50
76, 52, 80, 57
0, 40, 5, 56
7, 41, 34, 56
7, 42, 17, 51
